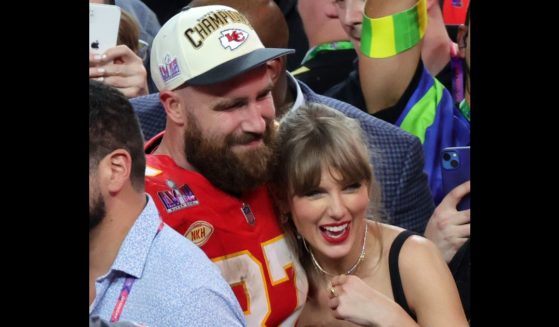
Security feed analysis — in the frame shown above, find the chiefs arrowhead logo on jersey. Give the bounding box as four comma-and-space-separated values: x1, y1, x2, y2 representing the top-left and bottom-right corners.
184, 221, 214, 247
219, 29, 249, 50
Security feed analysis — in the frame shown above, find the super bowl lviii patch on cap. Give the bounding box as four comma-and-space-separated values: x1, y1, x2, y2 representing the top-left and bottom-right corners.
150, 5, 294, 90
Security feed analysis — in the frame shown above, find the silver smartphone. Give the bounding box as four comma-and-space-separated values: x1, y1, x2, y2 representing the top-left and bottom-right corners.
89, 3, 121, 54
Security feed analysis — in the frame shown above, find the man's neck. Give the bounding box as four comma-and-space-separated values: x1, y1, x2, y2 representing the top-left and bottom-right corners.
153, 129, 195, 171
274, 73, 294, 119
89, 191, 146, 303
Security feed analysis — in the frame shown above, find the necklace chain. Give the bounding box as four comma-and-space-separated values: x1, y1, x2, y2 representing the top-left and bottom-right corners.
304, 222, 368, 277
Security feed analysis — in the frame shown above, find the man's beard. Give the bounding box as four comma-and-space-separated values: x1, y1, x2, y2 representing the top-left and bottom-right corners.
89, 191, 106, 230
184, 113, 276, 197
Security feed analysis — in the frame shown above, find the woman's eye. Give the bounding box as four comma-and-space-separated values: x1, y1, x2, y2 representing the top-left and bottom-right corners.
344, 182, 361, 191
303, 189, 322, 197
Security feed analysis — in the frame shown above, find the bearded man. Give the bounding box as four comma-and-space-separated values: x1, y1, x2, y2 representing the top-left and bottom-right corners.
143, 5, 308, 326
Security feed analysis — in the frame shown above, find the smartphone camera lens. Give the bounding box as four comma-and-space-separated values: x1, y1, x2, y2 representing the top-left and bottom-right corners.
442, 150, 461, 170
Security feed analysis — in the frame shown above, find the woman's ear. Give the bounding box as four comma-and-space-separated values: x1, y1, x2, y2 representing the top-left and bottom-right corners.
280, 211, 291, 224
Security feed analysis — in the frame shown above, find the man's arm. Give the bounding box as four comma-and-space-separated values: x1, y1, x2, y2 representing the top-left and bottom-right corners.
359, 0, 423, 113
177, 287, 247, 327
391, 134, 435, 233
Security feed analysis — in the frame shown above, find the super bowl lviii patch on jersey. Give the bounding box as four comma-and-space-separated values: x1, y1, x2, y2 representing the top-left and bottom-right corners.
157, 180, 200, 213
184, 221, 214, 247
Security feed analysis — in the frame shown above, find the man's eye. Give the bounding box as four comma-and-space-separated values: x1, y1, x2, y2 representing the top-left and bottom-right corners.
257, 90, 272, 100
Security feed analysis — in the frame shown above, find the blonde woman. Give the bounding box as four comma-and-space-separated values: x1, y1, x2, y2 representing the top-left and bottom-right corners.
272, 102, 468, 326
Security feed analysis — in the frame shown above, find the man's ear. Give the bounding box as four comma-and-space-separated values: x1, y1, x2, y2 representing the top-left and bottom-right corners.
457, 24, 468, 59
267, 57, 284, 85
104, 149, 132, 195
325, 0, 339, 18
160, 90, 186, 125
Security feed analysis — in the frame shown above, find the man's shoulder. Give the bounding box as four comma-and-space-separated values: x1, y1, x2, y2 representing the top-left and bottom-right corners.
130, 93, 165, 141
136, 229, 240, 321
157, 225, 209, 260
144, 157, 218, 194
130, 93, 162, 112
144, 154, 175, 180
149, 225, 224, 284
299, 81, 418, 145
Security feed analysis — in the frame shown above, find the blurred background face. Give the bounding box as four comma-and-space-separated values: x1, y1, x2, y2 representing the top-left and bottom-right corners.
298, 0, 348, 46
333, 0, 365, 49
297, 0, 319, 37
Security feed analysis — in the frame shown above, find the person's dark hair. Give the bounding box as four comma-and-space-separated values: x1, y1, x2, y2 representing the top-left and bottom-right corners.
118, 10, 141, 54
89, 80, 146, 192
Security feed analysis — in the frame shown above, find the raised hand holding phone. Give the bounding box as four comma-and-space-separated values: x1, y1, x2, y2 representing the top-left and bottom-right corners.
424, 146, 471, 262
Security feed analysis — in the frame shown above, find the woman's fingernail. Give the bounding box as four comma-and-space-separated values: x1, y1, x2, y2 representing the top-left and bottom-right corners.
93, 54, 107, 61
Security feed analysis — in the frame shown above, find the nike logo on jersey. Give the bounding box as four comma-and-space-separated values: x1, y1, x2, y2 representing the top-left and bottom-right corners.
184, 221, 214, 247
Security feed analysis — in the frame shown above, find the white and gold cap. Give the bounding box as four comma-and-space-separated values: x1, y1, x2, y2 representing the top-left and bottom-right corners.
150, 5, 294, 90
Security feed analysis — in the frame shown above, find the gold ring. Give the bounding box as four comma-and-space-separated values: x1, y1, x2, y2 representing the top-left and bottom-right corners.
329, 286, 337, 297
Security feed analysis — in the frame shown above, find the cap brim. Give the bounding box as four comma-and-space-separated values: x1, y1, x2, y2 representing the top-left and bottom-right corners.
187, 48, 295, 86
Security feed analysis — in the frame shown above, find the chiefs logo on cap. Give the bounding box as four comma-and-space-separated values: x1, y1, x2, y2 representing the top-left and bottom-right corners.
219, 29, 249, 50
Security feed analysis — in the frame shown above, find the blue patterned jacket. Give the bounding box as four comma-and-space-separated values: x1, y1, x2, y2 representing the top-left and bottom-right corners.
130, 80, 434, 233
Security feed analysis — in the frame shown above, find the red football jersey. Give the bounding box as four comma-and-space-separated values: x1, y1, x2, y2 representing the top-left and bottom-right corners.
145, 154, 308, 326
